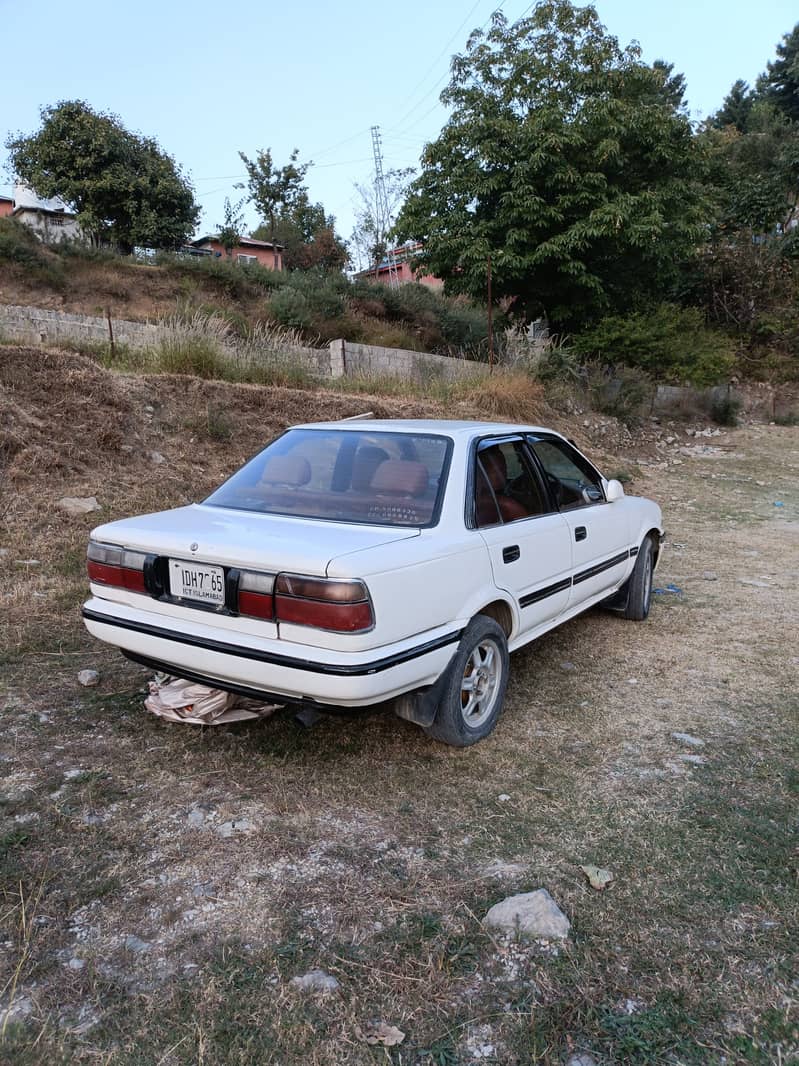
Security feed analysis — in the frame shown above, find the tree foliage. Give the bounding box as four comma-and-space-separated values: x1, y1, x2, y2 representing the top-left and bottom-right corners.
702, 101, 799, 234
5, 100, 199, 253
759, 22, 799, 123
711, 79, 756, 132
394, 1, 706, 328
217, 196, 246, 257
241, 148, 347, 271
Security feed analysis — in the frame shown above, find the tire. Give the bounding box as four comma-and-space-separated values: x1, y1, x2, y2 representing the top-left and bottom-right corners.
424, 615, 509, 747
623, 536, 655, 620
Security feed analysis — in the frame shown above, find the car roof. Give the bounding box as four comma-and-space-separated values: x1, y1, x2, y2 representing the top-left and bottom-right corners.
289, 419, 561, 438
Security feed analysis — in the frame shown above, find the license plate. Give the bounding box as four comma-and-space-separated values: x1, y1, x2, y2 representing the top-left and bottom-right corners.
169, 559, 225, 605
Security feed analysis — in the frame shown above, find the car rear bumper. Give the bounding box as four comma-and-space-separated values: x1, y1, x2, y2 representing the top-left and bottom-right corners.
82, 597, 461, 707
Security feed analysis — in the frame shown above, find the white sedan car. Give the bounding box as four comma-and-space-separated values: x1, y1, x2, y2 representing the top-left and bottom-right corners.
83, 420, 663, 746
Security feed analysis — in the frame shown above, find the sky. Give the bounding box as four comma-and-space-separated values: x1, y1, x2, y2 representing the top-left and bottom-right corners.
1, 0, 796, 254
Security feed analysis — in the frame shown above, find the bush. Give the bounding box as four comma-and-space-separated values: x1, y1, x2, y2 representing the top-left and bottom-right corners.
571, 304, 736, 386
457, 371, 546, 421
710, 391, 742, 426
0, 217, 65, 287
585, 363, 655, 426
269, 287, 314, 330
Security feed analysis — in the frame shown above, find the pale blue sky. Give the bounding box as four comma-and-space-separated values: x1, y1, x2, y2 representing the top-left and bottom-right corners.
1, 0, 796, 245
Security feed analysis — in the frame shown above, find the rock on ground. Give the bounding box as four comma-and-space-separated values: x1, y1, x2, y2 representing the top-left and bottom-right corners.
58, 496, 101, 516
483, 888, 571, 939
289, 969, 340, 993
77, 669, 100, 687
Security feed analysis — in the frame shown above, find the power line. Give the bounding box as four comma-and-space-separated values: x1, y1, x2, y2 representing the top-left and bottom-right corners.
385, 1, 508, 136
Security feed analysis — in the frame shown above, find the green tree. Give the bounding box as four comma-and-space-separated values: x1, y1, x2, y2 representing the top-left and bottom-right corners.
5, 100, 199, 253
711, 79, 755, 132
239, 148, 311, 267
703, 101, 799, 233
217, 195, 246, 258
394, 1, 706, 328
759, 23, 799, 123
244, 151, 348, 272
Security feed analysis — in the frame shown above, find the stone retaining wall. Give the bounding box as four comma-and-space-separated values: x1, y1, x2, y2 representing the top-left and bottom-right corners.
0, 303, 161, 349
328, 339, 489, 384
0, 304, 490, 385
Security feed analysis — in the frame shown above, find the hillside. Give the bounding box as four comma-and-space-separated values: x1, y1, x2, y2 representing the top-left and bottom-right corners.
0, 217, 494, 355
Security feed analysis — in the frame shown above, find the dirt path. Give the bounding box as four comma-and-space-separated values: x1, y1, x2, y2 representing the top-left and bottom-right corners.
1, 421, 797, 1065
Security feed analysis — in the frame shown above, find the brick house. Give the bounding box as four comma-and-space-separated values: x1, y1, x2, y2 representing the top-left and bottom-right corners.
0, 194, 13, 218
188, 235, 284, 270
353, 242, 442, 289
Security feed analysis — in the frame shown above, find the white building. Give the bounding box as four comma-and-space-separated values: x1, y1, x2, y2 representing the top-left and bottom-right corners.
11, 184, 82, 242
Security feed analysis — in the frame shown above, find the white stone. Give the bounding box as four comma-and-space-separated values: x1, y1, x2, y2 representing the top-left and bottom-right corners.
0, 996, 33, 1026
77, 669, 100, 687
290, 969, 340, 993
149, 451, 166, 464
217, 818, 253, 838
58, 496, 101, 516
68, 958, 86, 971
679, 754, 707, 765
483, 889, 570, 939
671, 732, 705, 747
124, 935, 151, 953
566, 1054, 598, 1066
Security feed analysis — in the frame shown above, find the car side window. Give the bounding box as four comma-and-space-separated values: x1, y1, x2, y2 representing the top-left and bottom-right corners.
527, 437, 604, 510
473, 440, 549, 527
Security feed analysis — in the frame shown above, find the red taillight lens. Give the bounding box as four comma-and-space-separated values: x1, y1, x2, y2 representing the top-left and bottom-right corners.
87, 543, 147, 593
237, 570, 275, 620
275, 574, 373, 633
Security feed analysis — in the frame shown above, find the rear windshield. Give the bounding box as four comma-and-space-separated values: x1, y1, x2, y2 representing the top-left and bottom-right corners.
205, 429, 452, 527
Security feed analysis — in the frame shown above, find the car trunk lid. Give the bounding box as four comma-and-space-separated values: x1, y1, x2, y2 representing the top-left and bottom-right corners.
90, 503, 421, 576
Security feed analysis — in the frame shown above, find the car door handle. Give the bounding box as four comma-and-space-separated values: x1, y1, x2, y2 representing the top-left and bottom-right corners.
575, 526, 587, 542
502, 545, 520, 563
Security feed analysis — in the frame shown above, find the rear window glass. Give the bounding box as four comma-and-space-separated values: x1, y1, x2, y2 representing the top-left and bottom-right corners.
205, 429, 451, 527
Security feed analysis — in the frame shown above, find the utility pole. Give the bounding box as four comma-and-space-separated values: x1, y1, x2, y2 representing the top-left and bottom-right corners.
370, 126, 400, 289
487, 254, 494, 372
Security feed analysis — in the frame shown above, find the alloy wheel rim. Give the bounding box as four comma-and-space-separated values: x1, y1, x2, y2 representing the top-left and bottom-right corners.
460, 639, 502, 728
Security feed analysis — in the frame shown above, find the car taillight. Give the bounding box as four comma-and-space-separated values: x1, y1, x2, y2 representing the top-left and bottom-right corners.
276, 574, 374, 632
87, 541, 147, 593
237, 570, 275, 620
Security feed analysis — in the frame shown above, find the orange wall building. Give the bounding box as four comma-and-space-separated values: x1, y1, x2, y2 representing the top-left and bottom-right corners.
189, 235, 283, 270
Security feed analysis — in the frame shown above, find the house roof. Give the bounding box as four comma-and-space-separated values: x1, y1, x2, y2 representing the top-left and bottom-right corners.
190, 234, 284, 251
13, 183, 75, 217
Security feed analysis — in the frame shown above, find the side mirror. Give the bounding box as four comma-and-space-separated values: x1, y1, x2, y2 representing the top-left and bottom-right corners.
606, 479, 625, 503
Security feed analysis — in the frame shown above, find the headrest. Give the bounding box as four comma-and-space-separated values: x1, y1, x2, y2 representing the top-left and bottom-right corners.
369, 459, 429, 497
260, 454, 311, 487
480, 448, 507, 492
351, 445, 390, 492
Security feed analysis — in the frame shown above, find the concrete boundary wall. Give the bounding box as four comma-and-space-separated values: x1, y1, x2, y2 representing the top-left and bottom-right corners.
0, 304, 490, 385
0, 304, 161, 349
328, 339, 489, 384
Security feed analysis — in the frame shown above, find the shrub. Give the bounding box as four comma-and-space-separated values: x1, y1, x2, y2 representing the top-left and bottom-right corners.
710, 390, 742, 426
585, 362, 655, 426
571, 304, 736, 386
155, 311, 228, 378
457, 371, 546, 422
269, 287, 313, 330
0, 217, 65, 287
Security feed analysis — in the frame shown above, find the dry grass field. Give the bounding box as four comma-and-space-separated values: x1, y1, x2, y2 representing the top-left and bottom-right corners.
1, 347, 797, 1064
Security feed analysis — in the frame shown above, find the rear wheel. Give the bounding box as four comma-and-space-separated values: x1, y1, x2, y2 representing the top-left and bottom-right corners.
424, 615, 509, 747
623, 536, 655, 620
